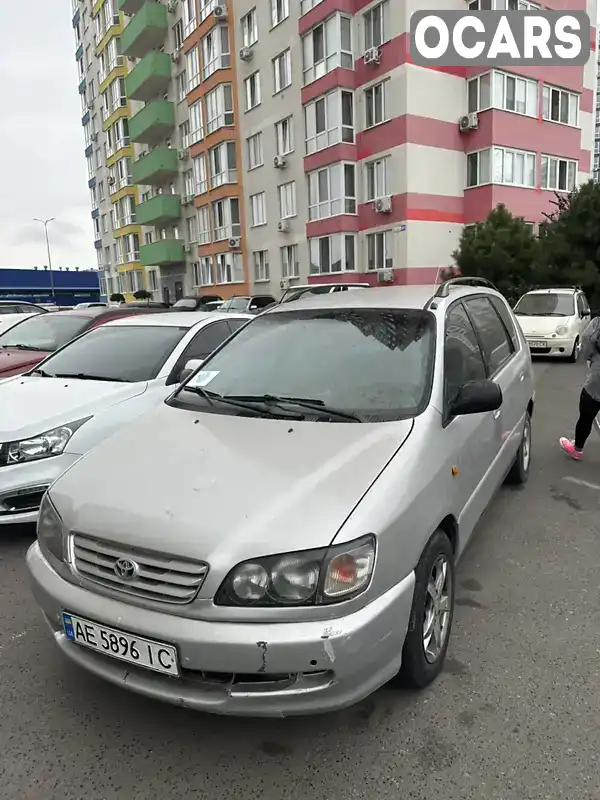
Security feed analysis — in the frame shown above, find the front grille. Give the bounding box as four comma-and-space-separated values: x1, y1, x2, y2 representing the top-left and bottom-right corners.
0, 485, 49, 516
71, 533, 208, 604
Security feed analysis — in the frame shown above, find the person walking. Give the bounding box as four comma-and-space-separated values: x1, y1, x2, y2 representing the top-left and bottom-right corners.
560, 315, 600, 460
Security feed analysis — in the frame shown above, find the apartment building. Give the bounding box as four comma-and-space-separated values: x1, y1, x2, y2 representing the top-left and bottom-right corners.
73, 0, 597, 300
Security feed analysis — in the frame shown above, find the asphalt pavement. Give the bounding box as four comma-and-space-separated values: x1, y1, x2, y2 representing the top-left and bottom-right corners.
2, 359, 600, 800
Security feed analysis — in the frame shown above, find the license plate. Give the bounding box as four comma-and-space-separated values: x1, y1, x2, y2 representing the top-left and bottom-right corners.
528, 340, 548, 349
62, 613, 179, 677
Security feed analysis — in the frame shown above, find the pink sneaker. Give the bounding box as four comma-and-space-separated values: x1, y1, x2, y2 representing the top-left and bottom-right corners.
560, 437, 583, 460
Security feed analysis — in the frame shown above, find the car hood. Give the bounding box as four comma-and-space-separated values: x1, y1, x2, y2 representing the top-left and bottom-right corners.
0, 349, 48, 375
0, 376, 148, 441
515, 315, 572, 335
51, 405, 413, 563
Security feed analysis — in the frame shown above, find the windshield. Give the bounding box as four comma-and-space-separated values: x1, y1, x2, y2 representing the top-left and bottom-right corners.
34, 324, 188, 382
0, 314, 90, 351
219, 298, 249, 312
177, 308, 436, 421
514, 293, 576, 317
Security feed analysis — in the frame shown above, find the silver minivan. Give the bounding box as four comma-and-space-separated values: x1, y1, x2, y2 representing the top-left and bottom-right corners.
28, 279, 534, 717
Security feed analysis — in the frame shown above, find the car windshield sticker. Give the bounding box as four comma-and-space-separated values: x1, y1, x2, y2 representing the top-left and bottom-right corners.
193, 370, 219, 386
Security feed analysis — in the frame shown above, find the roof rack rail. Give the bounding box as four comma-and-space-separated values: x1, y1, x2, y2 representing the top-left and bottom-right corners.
433, 276, 498, 299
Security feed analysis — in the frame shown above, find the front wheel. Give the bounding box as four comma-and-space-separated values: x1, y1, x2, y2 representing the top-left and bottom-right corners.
568, 337, 581, 363
397, 529, 455, 689
506, 412, 531, 485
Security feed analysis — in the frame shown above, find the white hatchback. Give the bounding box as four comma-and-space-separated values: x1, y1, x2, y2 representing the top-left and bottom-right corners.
513, 288, 591, 361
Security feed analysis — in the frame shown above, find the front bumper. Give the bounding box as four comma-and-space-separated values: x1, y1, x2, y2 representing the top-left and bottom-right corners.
27, 542, 415, 717
0, 454, 81, 525
526, 337, 575, 357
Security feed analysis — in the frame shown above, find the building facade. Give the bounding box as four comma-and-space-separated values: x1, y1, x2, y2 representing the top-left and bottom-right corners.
72, 0, 597, 299
0, 268, 101, 306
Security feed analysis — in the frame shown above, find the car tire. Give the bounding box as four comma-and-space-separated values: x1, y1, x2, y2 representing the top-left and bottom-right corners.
568, 337, 581, 363
397, 529, 455, 690
506, 412, 531, 486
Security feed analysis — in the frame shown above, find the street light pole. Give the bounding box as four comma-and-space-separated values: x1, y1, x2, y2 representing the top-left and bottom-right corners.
33, 217, 56, 300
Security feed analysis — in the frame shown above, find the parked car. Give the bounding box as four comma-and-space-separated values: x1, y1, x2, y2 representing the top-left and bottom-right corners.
279, 283, 371, 304
123, 301, 171, 309
170, 295, 223, 311
513, 287, 591, 361
73, 302, 108, 309
218, 295, 277, 314
0, 311, 250, 527
28, 278, 534, 716
0, 306, 168, 380
0, 300, 48, 334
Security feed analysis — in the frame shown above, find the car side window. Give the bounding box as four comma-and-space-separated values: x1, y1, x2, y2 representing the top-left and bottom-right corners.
252, 296, 275, 310
183, 321, 232, 361
464, 296, 514, 376
489, 296, 519, 350
227, 318, 247, 334
444, 302, 487, 408
0, 305, 18, 314
582, 295, 591, 316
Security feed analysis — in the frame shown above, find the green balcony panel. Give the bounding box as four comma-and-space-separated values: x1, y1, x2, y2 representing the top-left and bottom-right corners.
137, 194, 181, 226
126, 51, 171, 102
132, 146, 179, 185
121, 1, 167, 59
118, 0, 145, 15
140, 239, 185, 267
129, 99, 175, 145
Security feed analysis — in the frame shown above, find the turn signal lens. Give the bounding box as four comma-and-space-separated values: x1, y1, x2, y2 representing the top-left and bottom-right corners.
323, 539, 375, 599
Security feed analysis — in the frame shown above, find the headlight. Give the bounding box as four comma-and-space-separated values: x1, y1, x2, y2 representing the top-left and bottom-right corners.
215, 535, 376, 607
556, 325, 568, 336
37, 492, 65, 562
5, 417, 90, 465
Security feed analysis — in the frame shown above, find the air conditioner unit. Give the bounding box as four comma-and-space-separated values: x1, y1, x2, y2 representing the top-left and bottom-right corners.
279, 278, 291, 290
228, 236, 241, 248
213, 5, 227, 19
166, 0, 178, 11
459, 112, 478, 132
182, 194, 194, 204
107, 176, 116, 185
91, 132, 98, 142
277, 220, 290, 233
364, 46, 381, 65
273, 155, 287, 169
377, 268, 394, 283
184, 244, 192, 254
178, 148, 189, 160
112, 14, 120, 24
239, 46, 253, 62
374, 196, 392, 213
171, 50, 181, 63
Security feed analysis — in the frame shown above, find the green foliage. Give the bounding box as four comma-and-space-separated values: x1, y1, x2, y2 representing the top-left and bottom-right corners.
109, 293, 125, 303
133, 289, 152, 300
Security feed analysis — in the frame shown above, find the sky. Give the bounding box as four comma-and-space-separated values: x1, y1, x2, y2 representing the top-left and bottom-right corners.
0, 2, 96, 269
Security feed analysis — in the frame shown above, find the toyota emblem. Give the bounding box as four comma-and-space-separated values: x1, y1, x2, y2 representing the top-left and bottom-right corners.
114, 558, 139, 580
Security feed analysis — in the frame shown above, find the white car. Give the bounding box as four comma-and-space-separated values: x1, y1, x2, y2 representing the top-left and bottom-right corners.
0, 310, 250, 526
0, 300, 47, 334
513, 287, 591, 361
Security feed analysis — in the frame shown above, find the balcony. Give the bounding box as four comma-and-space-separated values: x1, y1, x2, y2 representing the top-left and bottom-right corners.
140, 239, 185, 267
126, 51, 171, 102
132, 146, 179, 185
129, 99, 174, 145
121, 1, 167, 59
118, 0, 145, 14
137, 194, 181, 226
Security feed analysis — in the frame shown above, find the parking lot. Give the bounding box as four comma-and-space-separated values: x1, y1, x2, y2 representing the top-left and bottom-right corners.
1, 358, 600, 800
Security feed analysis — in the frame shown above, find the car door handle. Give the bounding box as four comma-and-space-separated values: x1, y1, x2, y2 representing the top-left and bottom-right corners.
519, 372, 525, 382
493, 409, 501, 420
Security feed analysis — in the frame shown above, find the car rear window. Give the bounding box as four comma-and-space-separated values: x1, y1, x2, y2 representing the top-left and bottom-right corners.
0, 314, 89, 352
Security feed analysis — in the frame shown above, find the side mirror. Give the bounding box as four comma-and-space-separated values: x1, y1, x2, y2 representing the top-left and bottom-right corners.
449, 380, 502, 417
179, 358, 204, 384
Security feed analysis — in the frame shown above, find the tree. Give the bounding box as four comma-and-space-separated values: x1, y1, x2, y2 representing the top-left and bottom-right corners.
110, 292, 125, 303
452, 204, 538, 303
133, 289, 152, 300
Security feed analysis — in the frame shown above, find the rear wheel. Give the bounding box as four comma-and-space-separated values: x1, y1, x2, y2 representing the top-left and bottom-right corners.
506, 412, 531, 486
398, 529, 455, 689
568, 337, 581, 363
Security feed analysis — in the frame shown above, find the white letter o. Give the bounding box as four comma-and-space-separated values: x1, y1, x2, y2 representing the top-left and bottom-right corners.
414, 15, 450, 60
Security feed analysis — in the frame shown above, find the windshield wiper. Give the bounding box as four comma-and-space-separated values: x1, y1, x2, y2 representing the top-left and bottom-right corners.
29, 368, 52, 377
182, 386, 303, 418
52, 373, 131, 382
0, 344, 47, 351
225, 394, 363, 422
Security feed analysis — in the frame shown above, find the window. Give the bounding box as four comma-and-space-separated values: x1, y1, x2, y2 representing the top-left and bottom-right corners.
193, 153, 208, 195
247, 132, 263, 169
189, 100, 204, 144
180, 120, 190, 148
489, 296, 519, 350
197, 205, 211, 244
199, 0, 218, 23
177, 71, 187, 102
275, 116, 294, 155
365, 81, 387, 127
305, 90, 354, 153
250, 192, 267, 226
281, 245, 299, 278
273, 49, 292, 93
365, 156, 389, 200
183, 169, 194, 197
468, 0, 540, 8
212, 198, 241, 240
466, 149, 491, 187
195, 255, 213, 285
464, 296, 514, 375
183, 0, 197, 37
542, 85, 579, 126
254, 250, 270, 282
244, 72, 261, 110
302, 14, 353, 84
186, 47, 200, 92
187, 215, 198, 243
541, 155, 577, 192
444, 303, 487, 407
366, 230, 393, 270
205, 84, 234, 133
301, 0, 324, 15
123, 233, 140, 263
308, 163, 356, 219
148, 269, 159, 292
490, 71, 538, 116
173, 20, 184, 50
309, 233, 356, 273
278, 181, 296, 219
216, 252, 244, 284
241, 8, 258, 46
201, 24, 230, 81
271, 0, 289, 27
364, 1, 389, 49
208, 141, 237, 187
493, 146, 536, 187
